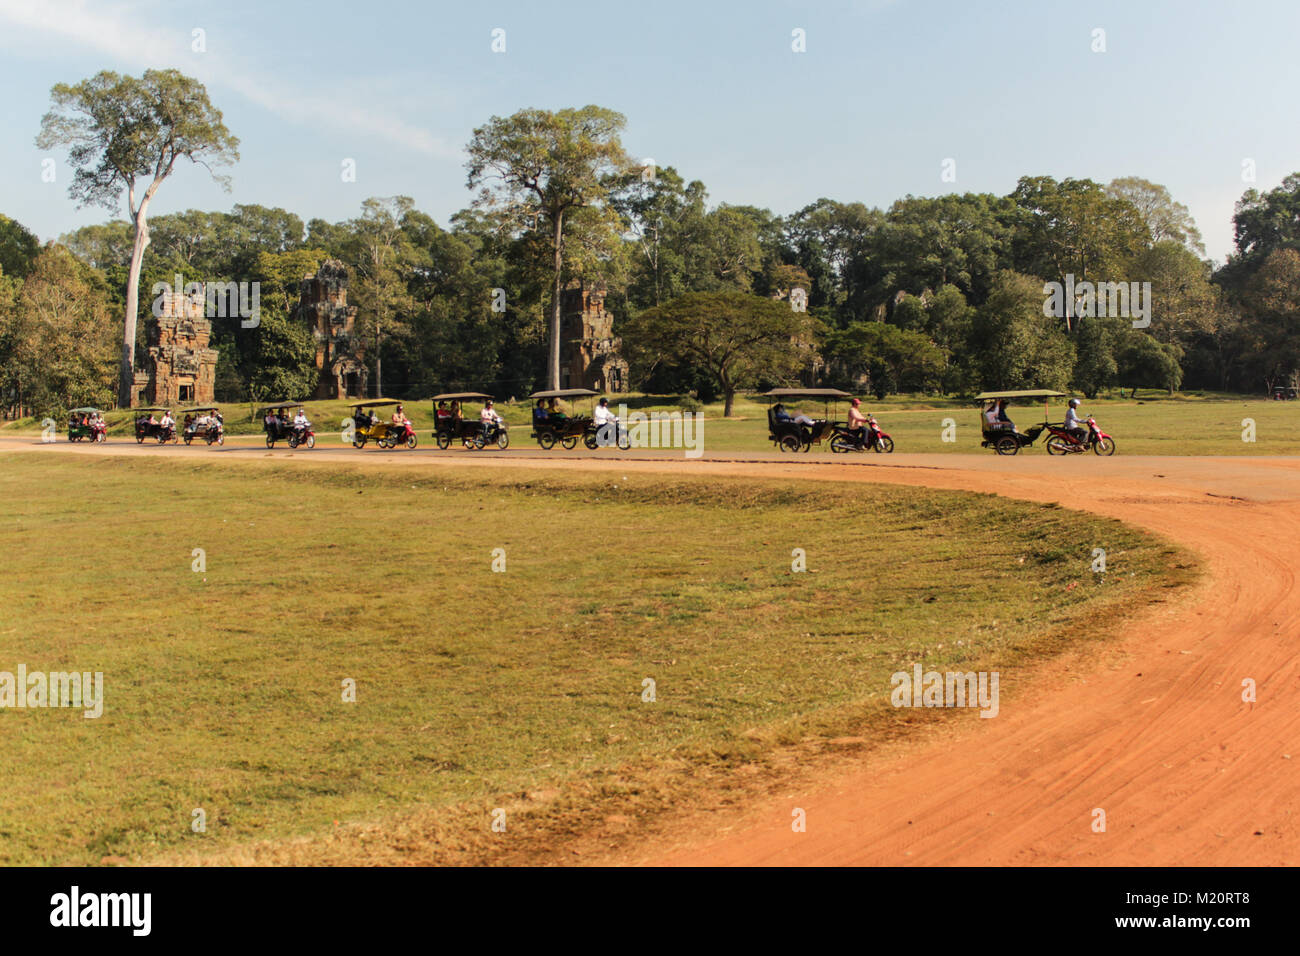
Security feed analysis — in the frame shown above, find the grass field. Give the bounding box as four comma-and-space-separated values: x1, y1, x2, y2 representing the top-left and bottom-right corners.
0, 453, 1193, 864
5, 391, 1298, 456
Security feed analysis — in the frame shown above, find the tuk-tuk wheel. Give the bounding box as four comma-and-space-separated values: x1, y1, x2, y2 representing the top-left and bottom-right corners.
436, 434, 451, 450
266, 435, 274, 448
537, 431, 556, 450
583, 432, 599, 450
352, 439, 365, 449
561, 436, 579, 450
778, 434, 801, 453
995, 435, 1020, 455
288, 436, 299, 449
184, 436, 192, 445
136, 435, 144, 444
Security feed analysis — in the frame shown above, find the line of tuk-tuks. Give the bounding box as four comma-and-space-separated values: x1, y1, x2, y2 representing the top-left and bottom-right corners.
55, 387, 1115, 456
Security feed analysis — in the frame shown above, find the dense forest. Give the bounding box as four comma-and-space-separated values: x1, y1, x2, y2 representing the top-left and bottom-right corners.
4, 96, 1300, 416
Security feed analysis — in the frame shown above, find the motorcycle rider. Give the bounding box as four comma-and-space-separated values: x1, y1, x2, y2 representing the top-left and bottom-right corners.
293, 406, 311, 442
159, 408, 175, 437
391, 404, 412, 442
847, 398, 869, 448
593, 397, 621, 444
1063, 398, 1087, 443
480, 400, 504, 441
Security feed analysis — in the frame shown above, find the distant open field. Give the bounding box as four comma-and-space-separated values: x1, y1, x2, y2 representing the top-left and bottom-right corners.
0, 453, 1189, 865
5, 391, 1297, 456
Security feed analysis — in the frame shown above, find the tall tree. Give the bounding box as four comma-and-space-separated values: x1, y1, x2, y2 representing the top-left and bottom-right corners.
466, 106, 632, 388
36, 69, 239, 406
621, 291, 810, 416
1105, 176, 1205, 256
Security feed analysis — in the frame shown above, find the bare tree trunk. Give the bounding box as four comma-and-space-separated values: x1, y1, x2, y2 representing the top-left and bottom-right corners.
550, 212, 564, 390
120, 207, 151, 407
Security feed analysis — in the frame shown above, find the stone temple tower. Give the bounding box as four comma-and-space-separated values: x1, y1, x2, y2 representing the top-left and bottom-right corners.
132, 286, 218, 407
559, 281, 627, 392
295, 260, 367, 400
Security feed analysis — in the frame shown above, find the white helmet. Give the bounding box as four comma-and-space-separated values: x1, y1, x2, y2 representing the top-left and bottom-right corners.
1069, 398, 1081, 408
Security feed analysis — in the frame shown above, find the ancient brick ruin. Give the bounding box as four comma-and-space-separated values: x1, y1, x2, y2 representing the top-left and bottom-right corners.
560, 282, 627, 392
132, 287, 218, 407
296, 259, 367, 400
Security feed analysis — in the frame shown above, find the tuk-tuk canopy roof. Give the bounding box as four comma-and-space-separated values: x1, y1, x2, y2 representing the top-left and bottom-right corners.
974, 390, 1066, 401
432, 392, 492, 401
68, 407, 101, 414
133, 406, 170, 413
259, 401, 305, 410
765, 388, 853, 399
349, 399, 402, 408
179, 405, 220, 413
530, 388, 598, 399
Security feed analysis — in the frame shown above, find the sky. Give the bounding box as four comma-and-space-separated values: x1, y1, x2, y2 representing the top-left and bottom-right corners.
1, 0, 1297, 264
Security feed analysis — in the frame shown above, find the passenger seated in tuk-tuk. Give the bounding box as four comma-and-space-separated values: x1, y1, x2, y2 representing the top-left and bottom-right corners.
547, 398, 567, 423
533, 399, 548, 424
984, 400, 1015, 434
773, 403, 815, 428
436, 401, 450, 427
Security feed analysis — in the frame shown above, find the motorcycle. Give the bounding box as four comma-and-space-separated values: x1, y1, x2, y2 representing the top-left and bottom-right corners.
287, 420, 316, 449
1044, 416, 1116, 456
378, 419, 416, 450
830, 417, 894, 454
468, 420, 510, 450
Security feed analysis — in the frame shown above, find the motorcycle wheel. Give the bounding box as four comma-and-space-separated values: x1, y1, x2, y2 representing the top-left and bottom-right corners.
266, 436, 274, 448
462, 437, 477, 449
1046, 436, 1071, 455
561, 436, 579, 450
583, 432, 598, 450
405, 434, 416, 449
876, 437, 895, 453
288, 436, 299, 449
436, 433, 451, 450
829, 435, 851, 453
157, 435, 168, 445
537, 431, 556, 450
353, 439, 365, 449
496, 431, 510, 450
307, 434, 316, 449
1093, 437, 1116, 456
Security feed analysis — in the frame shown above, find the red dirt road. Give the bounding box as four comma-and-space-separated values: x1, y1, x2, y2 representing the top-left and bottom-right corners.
5, 438, 1297, 865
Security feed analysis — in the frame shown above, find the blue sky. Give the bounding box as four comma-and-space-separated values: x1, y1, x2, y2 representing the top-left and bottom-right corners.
1, 0, 1297, 262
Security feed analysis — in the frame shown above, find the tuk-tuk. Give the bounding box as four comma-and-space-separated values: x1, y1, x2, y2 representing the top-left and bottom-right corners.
260, 401, 315, 449
180, 406, 225, 446
349, 399, 416, 450
67, 407, 105, 443
431, 392, 507, 450
974, 389, 1063, 455
133, 407, 177, 444
764, 388, 849, 452
528, 388, 600, 450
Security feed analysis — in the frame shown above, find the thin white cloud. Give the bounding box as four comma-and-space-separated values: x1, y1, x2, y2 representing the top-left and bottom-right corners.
0, 0, 459, 159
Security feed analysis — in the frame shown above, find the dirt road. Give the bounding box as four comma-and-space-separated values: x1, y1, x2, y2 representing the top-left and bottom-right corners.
5, 437, 1297, 865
